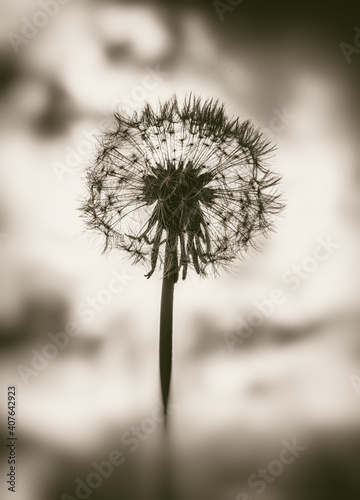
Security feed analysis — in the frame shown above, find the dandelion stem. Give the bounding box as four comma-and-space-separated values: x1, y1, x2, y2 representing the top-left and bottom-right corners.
159, 237, 177, 423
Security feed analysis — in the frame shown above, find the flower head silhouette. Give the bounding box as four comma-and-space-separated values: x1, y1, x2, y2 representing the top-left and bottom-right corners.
81, 95, 283, 282
80, 94, 284, 422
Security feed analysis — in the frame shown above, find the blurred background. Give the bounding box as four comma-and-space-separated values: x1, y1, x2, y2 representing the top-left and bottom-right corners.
0, 0, 360, 499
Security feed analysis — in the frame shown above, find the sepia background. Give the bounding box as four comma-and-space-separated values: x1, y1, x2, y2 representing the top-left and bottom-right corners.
1, 0, 360, 499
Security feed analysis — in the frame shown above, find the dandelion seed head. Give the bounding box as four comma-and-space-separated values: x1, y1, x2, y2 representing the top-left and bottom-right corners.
80, 95, 284, 280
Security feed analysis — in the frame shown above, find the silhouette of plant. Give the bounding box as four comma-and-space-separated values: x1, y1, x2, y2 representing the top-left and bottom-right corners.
80, 94, 284, 420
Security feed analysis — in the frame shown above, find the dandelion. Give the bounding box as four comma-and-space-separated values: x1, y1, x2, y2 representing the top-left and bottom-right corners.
80, 94, 284, 421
